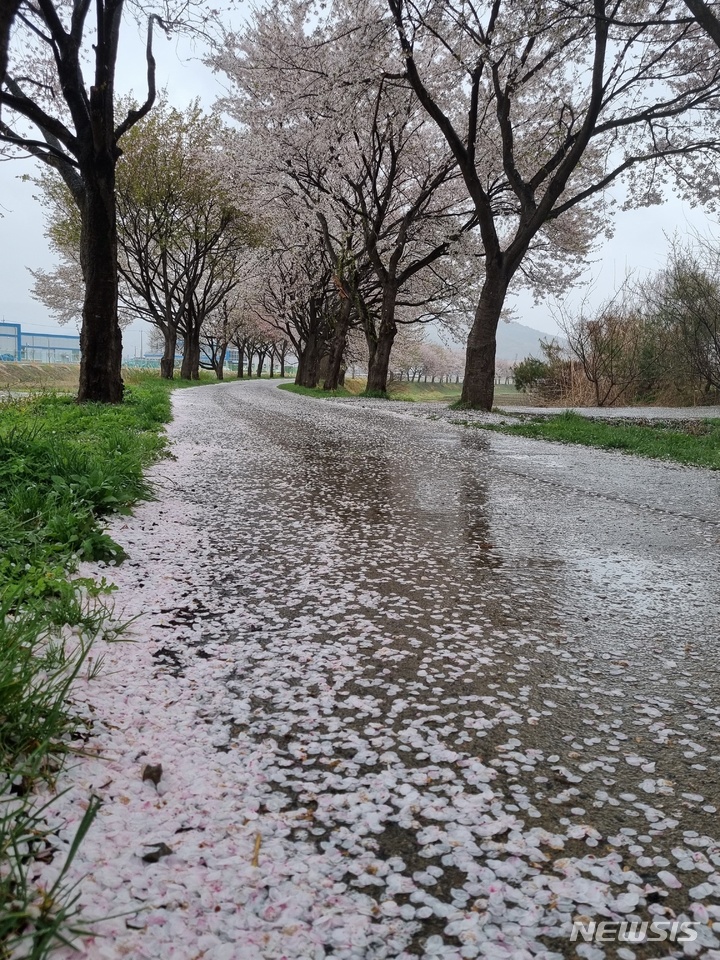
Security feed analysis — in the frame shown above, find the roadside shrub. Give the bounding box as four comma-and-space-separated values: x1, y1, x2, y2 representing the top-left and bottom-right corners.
513, 356, 550, 392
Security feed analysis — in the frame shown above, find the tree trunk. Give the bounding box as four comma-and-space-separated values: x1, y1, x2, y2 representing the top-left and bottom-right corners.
365, 285, 398, 396
364, 322, 378, 385
0, 1, 21, 91
180, 318, 201, 380
296, 331, 323, 387
180, 320, 191, 379
180, 340, 191, 379
78, 174, 124, 402
280, 351, 286, 377
294, 351, 304, 385
460, 273, 509, 410
246, 352, 253, 378
256, 351, 265, 378
191, 323, 201, 380
324, 296, 352, 391
216, 343, 227, 380
269, 352, 275, 379
236, 346, 244, 379
160, 326, 177, 380
180, 333, 192, 380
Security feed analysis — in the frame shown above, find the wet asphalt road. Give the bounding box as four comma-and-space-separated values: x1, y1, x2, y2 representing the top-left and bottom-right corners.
158, 380, 720, 958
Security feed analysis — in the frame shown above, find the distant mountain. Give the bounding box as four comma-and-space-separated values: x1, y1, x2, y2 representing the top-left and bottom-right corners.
496, 321, 566, 362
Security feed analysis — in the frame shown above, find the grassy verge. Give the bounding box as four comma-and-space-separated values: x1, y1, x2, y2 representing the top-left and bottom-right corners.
279, 380, 468, 402
0, 373, 184, 958
0, 363, 228, 394
387, 382, 462, 402
0, 364, 81, 394
462, 410, 720, 469
278, 382, 360, 399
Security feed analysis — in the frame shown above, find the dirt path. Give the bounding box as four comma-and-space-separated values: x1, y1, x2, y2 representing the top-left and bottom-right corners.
37, 380, 720, 960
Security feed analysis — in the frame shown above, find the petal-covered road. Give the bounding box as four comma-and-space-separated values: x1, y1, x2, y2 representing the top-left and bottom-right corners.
38, 381, 720, 959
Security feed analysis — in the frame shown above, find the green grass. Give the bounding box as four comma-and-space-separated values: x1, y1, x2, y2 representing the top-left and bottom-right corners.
278, 382, 358, 399
463, 410, 720, 469
388, 381, 462, 402
0, 372, 185, 958
279, 380, 465, 402
0, 380, 173, 599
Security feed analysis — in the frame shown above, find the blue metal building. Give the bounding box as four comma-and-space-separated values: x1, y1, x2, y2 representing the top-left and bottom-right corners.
0, 322, 81, 362
0, 321, 21, 361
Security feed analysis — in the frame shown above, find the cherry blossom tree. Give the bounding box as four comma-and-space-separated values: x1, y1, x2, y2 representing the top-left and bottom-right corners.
214, 0, 477, 396
387, 0, 720, 408
683, 0, 720, 48
199, 300, 233, 379
215, 261, 268, 379
239, 222, 337, 387
201, 295, 253, 379
30, 253, 85, 328
495, 359, 515, 386
0, 0, 20, 88
301, 87, 474, 394
0, 1, 208, 401
314, 212, 373, 391
419, 342, 456, 383
390, 325, 425, 381
229, 310, 289, 379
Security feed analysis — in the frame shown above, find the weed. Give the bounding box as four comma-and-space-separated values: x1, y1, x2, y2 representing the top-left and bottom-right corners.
468, 410, 720, 469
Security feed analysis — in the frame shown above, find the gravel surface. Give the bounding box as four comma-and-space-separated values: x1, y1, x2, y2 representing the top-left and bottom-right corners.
32, 380, 720, 960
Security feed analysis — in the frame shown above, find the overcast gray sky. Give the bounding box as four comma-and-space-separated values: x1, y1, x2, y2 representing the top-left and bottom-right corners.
1, 11, 718, 357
